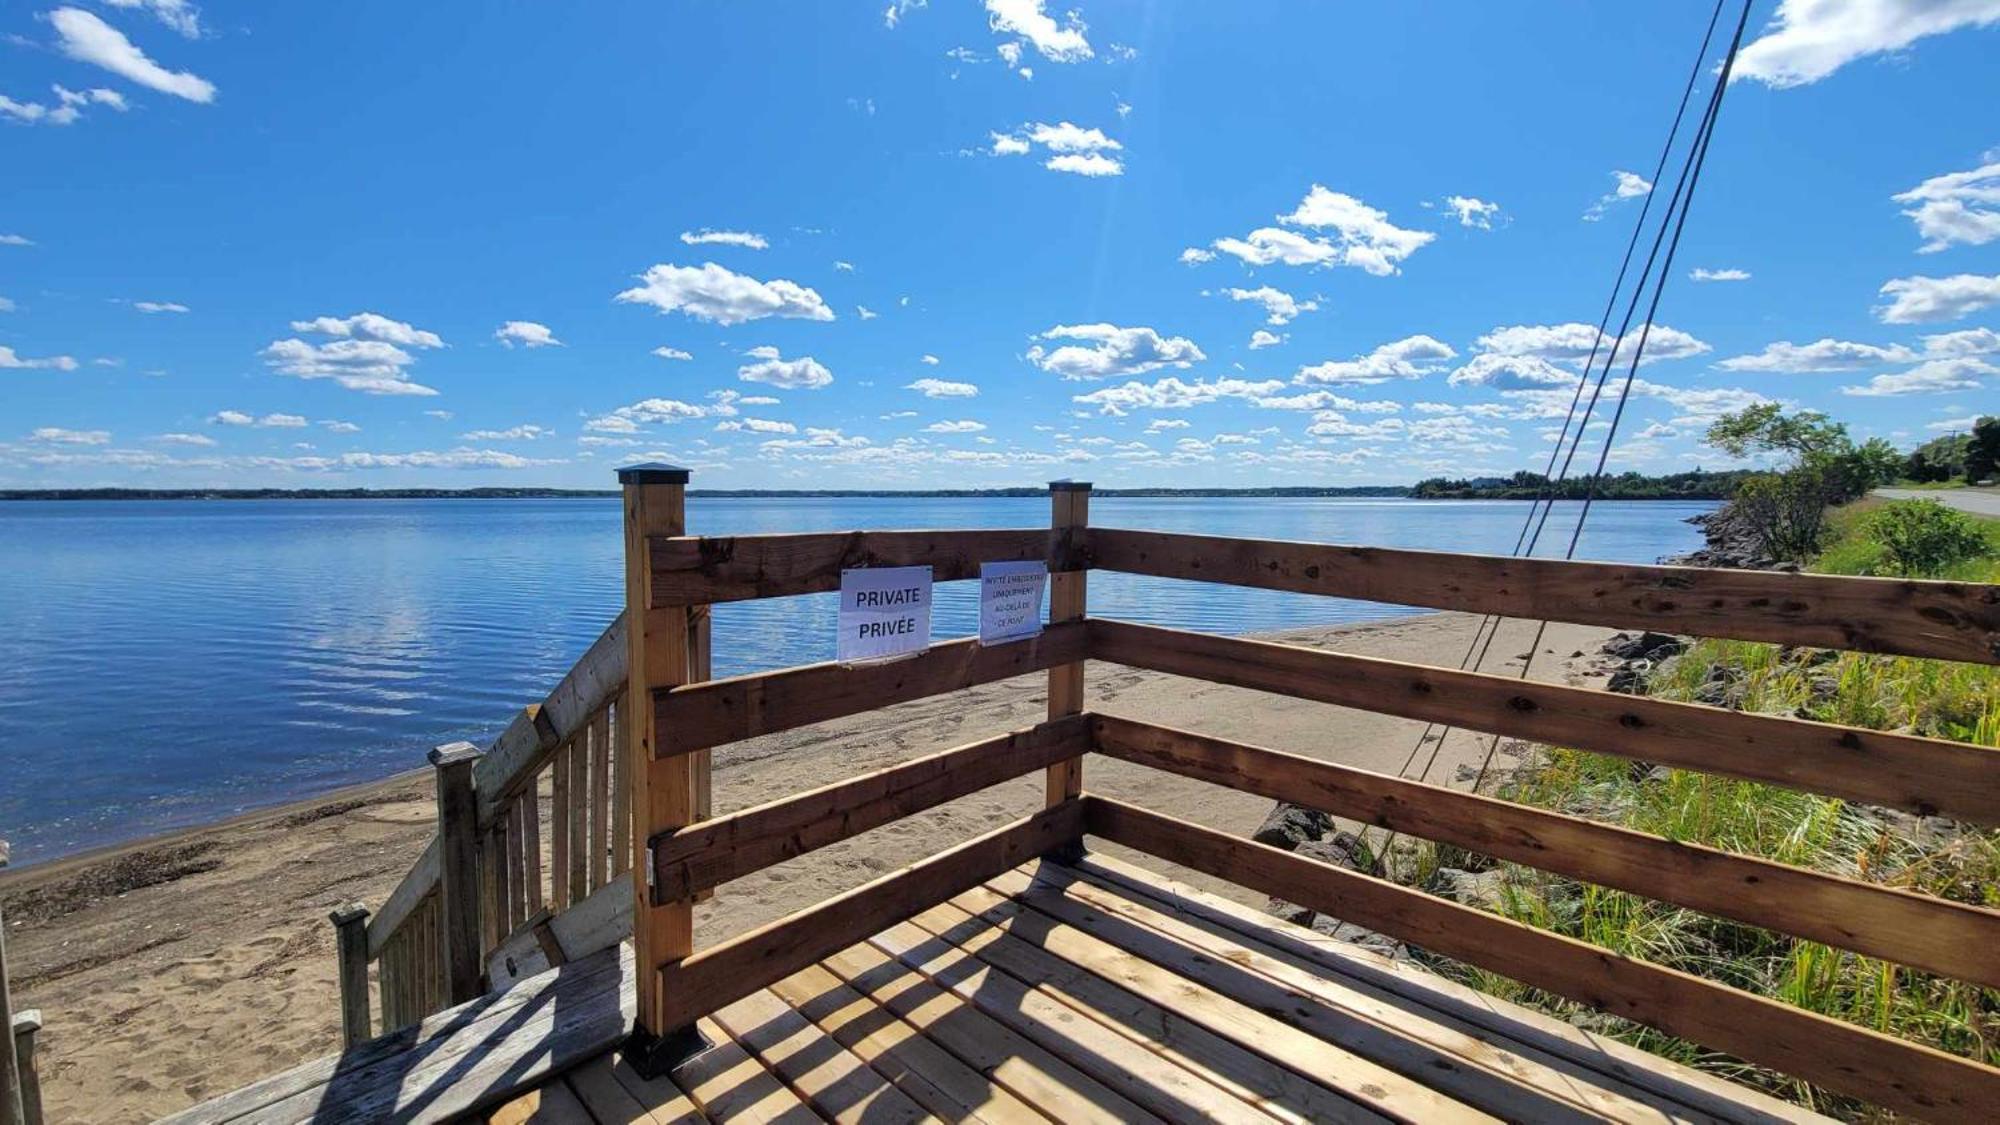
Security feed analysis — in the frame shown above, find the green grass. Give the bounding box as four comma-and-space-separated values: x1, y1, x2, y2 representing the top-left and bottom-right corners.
1412, 502, 2000, 1118
1814, 497, 2000, 582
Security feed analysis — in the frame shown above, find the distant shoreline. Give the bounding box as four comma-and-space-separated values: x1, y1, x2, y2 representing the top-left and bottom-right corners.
0, 485, 1730, 501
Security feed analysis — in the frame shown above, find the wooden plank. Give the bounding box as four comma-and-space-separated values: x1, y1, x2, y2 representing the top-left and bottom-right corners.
768, 962, 1050, 1124
486, 1079, 595, 1125
1046, 485, 1089, 809
569, 1054, 705, 1125
570, 733, 592, 899
1083, 795, 2000, 1122
1090, 618, 2000, 824
665, 1016, 822, 1124
1073, 851, 1819, 1125
552, 742, 573, 909
820, 941, 1159, 1125
610, 694, 632, 877
654, 622, 1087, 758
656, 801, 1084, 1030
590, 706, 612, 891
487, 875, 634, 993
901, 899, 1367, 1124
523, 775, 545, 913
1093, 714, 2000, 987
709, 988, 938, 1124
650, 716, 1088, 902
366, 834, 439, 957
981, 871, 1699, 1125
506, 799, 528, 931
647, 527, 1072, 605
1087, 527, 2000, 665
477, 704, 563, 831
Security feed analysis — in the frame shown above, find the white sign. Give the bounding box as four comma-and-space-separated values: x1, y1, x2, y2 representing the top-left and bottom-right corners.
979, 560, 1048, 646
837, 566, 933, 662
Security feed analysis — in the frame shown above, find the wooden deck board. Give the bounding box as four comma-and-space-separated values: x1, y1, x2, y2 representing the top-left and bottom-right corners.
165, 856, 1835, 1125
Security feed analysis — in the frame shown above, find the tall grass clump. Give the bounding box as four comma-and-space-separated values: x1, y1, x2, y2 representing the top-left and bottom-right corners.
1419, 505, 2000, 1118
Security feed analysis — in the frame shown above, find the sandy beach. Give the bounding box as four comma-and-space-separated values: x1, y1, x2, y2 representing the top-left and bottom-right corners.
2, 611, 1620, 1124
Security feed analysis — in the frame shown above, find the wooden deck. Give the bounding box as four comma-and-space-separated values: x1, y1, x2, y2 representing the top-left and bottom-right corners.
168, 852, 1823, 1124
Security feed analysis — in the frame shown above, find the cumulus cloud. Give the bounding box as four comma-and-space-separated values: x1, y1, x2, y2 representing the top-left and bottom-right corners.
462, 425, 554, 441
715, 417, 797, 435
1442, 196, 1502, 229
1201, 186, 1433, 276
1446, 353, 1576, 389
1875, 273, 2000, 323
103, 0, 202, 37
209, 411, 309, 428
1736, 0, 2000, 88
924, 419, 988, 433
1072, 376, 1285, 415
906, 377, 978, 397
289, 313, 445, 349
1840, 357, 1995, 396
615, 262, 835, 326
134, 300, 189, 313
985, 0, 1092, 62
1295, 335, 1456, 386
265, 313, 445, 395
494, 320, 562, 348
1248, 329, 1284, 350
28, 426, 109, 445
739, 345, 833, 389
1922, 326, 2000, 356
651, 346, 692, 361
50, 7, 216, 103
1178, 247, 1215, 265
1045, 152, 1121, 177
1689, 267, 1751, 282
0, 234, 34, 246
989, 120, 1124, 176
155, 432, 215, 446
1225, 286, 1318, 325
680, 228, 768, 250
1026, 323, 1205, 380
1, 83, 127, 126
1715, 338, 1917, 372
1584, 170, 1651, 221
0, 345, 80, 371
1472, 321, 1710, 367
1893, 162, 2000, 253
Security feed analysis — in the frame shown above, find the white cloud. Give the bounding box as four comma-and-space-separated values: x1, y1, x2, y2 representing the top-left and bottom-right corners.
1295, 335, 1456, 386
1736, 0, 2000, 88
1144, 418, 1191, 432
28, 427, 110, 445
1046, 152, 1121, 177
985, 0, 1093, 62
739, 395, 780, 406
1179, 247, 1215, 265
261, 324, 439, 396
209, 410, 253, 426
1922, 326, 2000, 356
884, 0, 926, 29
1443, 196, 1502, 229
288, 313, 444, 349
651, 346, 692, 361
154, 432, 215, 446
462, 425, 554, 441
615, 262, 835, 326
920, 354, 940, 366
209, 410, 310, 428
102, 0, 202, 38
0, 297, 15, 312
857, 305, 879, 320
321, 420, 360, 433
1927, 415, 1982, 431
134, 300, 190, 313
679, 228, 768, 250
50, 7, 216, 103
1251, 390, 1401, 413
259, 413, 307, 428
1715, 338, 1916, 372
1689, 267, 1752, 282
1026, 323, 1205, 380
1584, 170, 1651, 221
906, 377, 978, 398
1875, 273, 2000, 323
739, 346, 833, 390
2, 84, 126, 126
423, 409, 453, 420
494, 320, 562, 348
1248, 329, 1284, 350
0, 235, 34, 246
1225, 286, 1317, 325
1203, 186, 1433, 276
1072, 376, 1285, 415
0, 346, 79, 371
990, 131, 1032, 156
586, 398, 706, 433
1472, 321, 1710, 367
1841, 357, 1996, 396
1446, 353, 1576, 389
924, 419, 988, 433
1304, 413, 1406, 441
1893, 161, 2000, 253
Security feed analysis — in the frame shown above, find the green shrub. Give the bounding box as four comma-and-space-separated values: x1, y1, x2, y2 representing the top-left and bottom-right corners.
1731, 466, 1839, 562
1864, 499, 1992, 577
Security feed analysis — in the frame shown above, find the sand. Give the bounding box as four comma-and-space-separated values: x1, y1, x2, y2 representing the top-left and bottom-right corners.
0, 611, 1620, 1124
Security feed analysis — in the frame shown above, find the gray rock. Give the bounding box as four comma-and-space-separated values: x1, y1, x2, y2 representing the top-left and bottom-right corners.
1602, 631, 1687, 662
1308, 915, 1410, 960
1427, 867, 1507, 910
1251, 802, 1333, 851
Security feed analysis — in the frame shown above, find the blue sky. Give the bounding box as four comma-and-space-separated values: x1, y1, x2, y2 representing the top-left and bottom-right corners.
3, 1, 1997, 489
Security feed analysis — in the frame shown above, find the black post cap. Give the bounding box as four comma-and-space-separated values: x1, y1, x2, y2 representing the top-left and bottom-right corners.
1048, 479, 1094, 491
616, 462, 691, 486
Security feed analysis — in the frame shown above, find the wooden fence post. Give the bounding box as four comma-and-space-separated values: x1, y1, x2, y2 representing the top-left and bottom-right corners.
429, 741, 485, 1006
1, 840, 22, 1125
1046, 480, 1092, 818
617, 463, 706, 1071
8, 1012, 38, 1125
328, 902, 372, 1047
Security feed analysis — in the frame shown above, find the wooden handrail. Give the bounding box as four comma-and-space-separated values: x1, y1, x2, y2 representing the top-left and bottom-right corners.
654, 801, 1085, 1031
646, 528, 1078, 606
652, 622, 1088, 758
474, 614, 627, 828
1082, 795, 2000, 1121
1087, 527, 2000, 665
650, 715, 1089, 903
1090, 618, 2000, 824
1091, 713, 2000, 988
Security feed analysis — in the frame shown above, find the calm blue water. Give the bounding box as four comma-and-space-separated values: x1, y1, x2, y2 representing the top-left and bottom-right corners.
0, 496, 1713, 864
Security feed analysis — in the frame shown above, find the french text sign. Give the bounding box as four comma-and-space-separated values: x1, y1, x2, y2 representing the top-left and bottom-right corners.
979, 560, 1048, 645
837, 566, 933, 662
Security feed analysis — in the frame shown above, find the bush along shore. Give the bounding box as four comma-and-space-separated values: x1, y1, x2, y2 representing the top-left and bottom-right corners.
1247, 427, 2000, 1118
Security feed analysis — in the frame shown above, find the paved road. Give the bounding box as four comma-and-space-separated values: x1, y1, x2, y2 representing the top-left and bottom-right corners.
1874, 487, 2000, 517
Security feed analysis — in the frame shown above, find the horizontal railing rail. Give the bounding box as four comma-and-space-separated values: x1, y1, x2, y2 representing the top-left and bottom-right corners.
647, 528, 1080, 606
1086, 526, 2000, 666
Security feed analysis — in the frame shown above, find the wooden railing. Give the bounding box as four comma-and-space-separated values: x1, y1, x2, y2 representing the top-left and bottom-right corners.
606, 469, 1999, 1120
